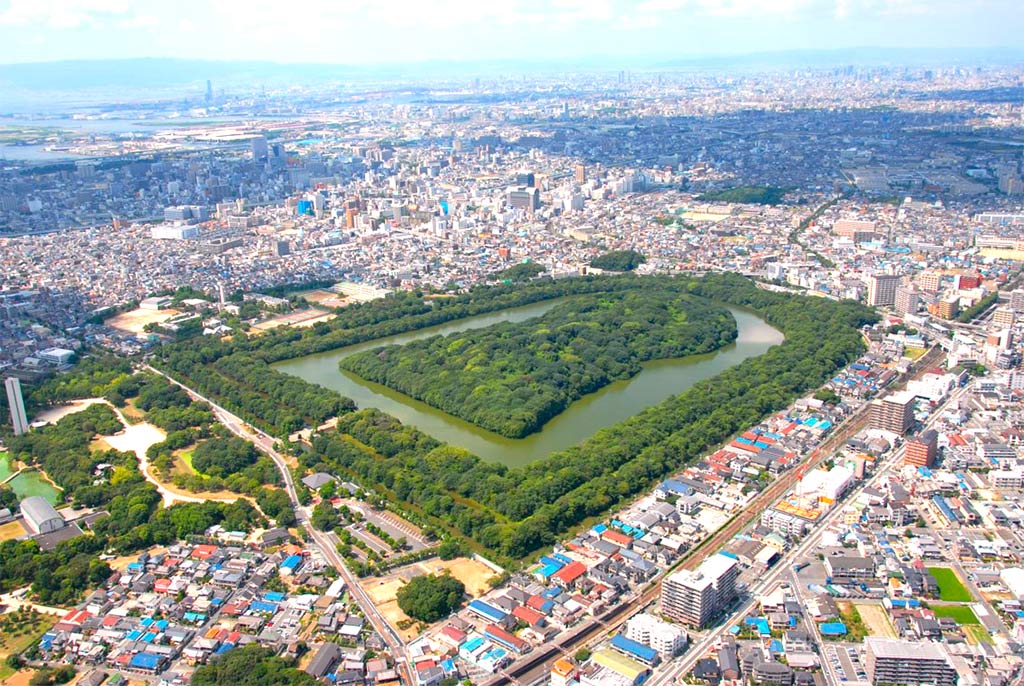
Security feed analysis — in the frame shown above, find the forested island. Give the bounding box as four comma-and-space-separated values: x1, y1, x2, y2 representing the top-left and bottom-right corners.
153, 273, 876, 563
340, 291, 737, 437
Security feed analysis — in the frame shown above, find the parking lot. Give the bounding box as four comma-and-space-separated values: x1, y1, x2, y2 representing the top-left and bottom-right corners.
826, 644, 869, 684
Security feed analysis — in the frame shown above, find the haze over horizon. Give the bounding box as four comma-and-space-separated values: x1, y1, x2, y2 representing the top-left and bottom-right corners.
1, 0, 1022, 67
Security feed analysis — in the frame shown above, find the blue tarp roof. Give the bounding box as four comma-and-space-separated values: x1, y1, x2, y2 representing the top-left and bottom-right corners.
129, 653, 162, 670
660, 479, 694, 496
250, 600, 279, 614
820, 622, 848, 636
537, 564, 561, 579
889, 598, 921, 608
539, 556, 565, 569
264, 591, 286, 602
745, 617, 771, 635
280, 554, 302, 569
611, 634, 658, 663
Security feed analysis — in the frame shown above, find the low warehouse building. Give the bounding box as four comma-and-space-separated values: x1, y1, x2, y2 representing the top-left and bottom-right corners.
20, 496, 64, 535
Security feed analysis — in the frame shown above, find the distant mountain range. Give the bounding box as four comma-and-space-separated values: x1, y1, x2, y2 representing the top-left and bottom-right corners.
0, 47, 1021, 96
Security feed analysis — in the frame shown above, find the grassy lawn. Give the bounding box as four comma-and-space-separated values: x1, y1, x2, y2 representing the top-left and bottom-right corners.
120, 399, 146, 424
0, 520, 26, 542
963, 624, 991, 644
931, 604, 980, 625
171, 447, 206, 479
904, 347, 928, 360
927, 567, 973, 602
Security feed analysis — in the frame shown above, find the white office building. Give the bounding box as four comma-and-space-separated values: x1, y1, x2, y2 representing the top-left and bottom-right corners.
624, 613, 688, 657
5, 377, 28, 436
661, 553, 738, 628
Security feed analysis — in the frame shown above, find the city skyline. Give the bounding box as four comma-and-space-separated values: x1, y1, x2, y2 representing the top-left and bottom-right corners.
0, 0, 1022, 66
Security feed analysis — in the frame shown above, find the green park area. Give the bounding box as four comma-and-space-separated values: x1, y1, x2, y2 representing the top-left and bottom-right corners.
156, 273, 877, 562
928, 567, 973, 602
930, 604, 980, 625
698, 185, 788, 205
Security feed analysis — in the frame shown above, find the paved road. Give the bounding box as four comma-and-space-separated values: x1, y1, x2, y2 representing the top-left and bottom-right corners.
145, 365, 415, 685
0, 590, 68, 617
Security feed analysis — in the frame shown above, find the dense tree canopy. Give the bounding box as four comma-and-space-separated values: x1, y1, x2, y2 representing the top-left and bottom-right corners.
155, 273, 876, 562
396, 573, 466, 623
29, 356, 132, 406
342, 291, 736, 437
698, 186, 788, 205
590, 250, 646, 271
192, 645, 316, 686
492, 262, 546, 282
191, 435, 259, 478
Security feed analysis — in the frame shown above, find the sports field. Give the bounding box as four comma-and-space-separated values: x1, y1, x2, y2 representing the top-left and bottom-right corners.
927, 567, 973, 602
361, 556, 497, 640
106, 307, 181, 335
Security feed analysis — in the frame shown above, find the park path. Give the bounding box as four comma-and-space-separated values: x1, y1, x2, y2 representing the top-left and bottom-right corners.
36, 397, 264, 512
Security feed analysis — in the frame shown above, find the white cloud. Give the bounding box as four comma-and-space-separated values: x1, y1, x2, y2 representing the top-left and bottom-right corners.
0, 0, 132, 29
118, 14, 158, 29
633, 0, 988, 20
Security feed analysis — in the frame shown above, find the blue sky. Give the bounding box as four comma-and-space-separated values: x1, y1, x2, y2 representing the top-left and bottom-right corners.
0, 0, 1021, 65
